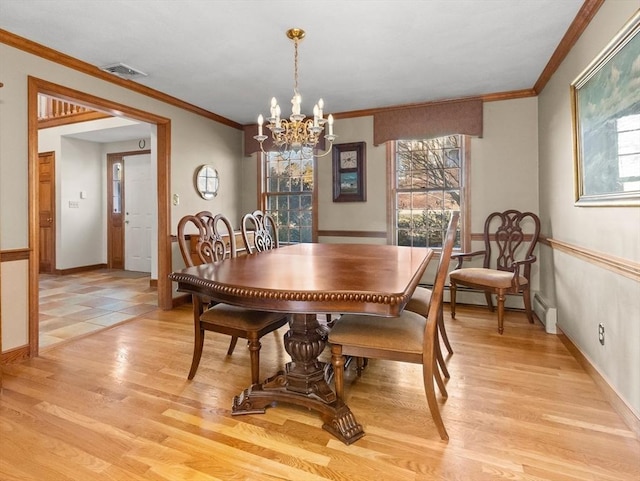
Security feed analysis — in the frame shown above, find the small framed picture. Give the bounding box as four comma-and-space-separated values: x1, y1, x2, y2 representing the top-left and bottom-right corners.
332, 142, 366, 202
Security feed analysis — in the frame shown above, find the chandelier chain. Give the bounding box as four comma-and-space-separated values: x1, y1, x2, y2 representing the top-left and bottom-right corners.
293, 37, 299, 95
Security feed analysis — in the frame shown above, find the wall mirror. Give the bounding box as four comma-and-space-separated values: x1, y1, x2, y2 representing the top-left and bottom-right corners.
195, 164, 219, 200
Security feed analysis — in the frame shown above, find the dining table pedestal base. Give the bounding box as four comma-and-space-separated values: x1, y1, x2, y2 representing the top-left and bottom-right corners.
231, 313, 365, 445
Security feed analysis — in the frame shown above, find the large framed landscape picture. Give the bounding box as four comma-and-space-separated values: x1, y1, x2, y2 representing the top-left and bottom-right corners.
571, 10, 640, 206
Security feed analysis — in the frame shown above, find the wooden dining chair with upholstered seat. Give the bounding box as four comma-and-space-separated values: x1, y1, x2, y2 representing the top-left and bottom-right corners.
177, 211, 290, 383
241, 209, 279, 254
328, 212, 459, 441
449, 209, 540, 334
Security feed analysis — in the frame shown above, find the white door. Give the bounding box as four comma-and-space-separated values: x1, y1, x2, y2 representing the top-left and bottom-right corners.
124, 154, 152, 272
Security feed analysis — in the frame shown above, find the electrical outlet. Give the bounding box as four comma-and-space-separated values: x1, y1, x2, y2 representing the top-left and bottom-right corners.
598, 323, 605, 345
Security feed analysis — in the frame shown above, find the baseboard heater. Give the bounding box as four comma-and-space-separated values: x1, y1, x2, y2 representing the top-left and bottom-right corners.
533, 292, 557, 334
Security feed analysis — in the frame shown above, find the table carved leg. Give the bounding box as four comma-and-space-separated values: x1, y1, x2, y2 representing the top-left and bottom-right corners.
232, 313, 365, 445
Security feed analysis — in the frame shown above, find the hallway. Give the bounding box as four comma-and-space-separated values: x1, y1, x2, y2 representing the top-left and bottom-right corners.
39, 269, 158, 349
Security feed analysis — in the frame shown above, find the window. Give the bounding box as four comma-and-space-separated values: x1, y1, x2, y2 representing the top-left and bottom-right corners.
261, 148, 317, 245
390, 135, 467, 249
616, 113, 640, 192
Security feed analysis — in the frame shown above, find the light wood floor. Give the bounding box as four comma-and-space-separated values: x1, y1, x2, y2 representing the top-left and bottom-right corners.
39, 270, 157, 349
1, 304, 638, 480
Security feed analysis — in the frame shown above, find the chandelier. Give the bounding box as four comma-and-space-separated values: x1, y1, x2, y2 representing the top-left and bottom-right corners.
253, 28, 336, 157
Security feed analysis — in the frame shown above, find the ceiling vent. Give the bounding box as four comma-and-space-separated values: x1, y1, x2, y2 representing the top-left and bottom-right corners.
100, 63, 147, 79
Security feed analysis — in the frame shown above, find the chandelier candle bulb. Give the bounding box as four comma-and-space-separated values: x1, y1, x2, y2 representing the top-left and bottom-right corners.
318, 98, 324, 119
257, 114, 263, 136
328, 114, 334, 136
270, 97, 277, 118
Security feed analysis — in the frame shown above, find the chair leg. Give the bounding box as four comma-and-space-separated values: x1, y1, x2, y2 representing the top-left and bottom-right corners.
188, 296, 206, 380
188, 327, 205, 380
227, 336, 239, 355
450, 281, 457, 319
522, 287, 535, 324
247, 337, 261, 385
330, 344, 345, 400
484, 291, 494, 312
497, 291, 506, 334
423, 354, 449, 441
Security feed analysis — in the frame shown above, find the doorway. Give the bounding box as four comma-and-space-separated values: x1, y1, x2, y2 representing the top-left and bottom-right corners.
29, 76, 172, 356
107, 151, 153, 271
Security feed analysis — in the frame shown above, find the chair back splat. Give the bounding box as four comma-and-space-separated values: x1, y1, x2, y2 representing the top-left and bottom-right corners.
485, 210, 540, 276
241, 209, 279, 253
177, 211, 236, 266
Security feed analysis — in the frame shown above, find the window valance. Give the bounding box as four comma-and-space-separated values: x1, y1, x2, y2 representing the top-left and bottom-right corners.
373, 98, 483, 145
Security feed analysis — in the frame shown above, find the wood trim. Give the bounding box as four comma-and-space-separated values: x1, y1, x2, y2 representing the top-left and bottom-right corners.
534, 0, 605, 94
28, 77, 39, 357
172, 293, 192, 309
557, 327, 640, 438
1, 345, 30, 364
317, 230, 387, 238
157, 121, 172, 310
32, 77, 171, 126
0, 249, 30, 262
38, 110, 110, 129
55, 264, 107, 276
543, 236, 640, 282
0, 29, 242, 130
478, 88, 537, 102
330, 90, 537, 121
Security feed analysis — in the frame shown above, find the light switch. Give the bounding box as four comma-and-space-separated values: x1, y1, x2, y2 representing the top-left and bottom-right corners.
172, 194, 180, 206
80, 191, 87, 199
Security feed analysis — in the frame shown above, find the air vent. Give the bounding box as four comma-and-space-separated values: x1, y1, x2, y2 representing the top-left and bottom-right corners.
100, 63, 147, 79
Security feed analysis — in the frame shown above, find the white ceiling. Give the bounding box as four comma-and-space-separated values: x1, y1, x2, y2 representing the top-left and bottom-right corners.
1, 0, 586, 126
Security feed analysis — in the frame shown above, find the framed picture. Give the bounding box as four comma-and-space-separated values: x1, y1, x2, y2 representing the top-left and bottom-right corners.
332, 142, 366, 202
571, 10, 640, 206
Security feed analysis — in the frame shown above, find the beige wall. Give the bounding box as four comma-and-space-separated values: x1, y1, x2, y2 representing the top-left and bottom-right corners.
538, 1, 640, 415
0, 43, 243, 351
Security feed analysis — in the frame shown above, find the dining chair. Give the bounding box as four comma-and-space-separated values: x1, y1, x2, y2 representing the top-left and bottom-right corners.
241, 209, 279, 254
449, 209, 540, 334
177, 211, 290, 383
329, 211, 459, 441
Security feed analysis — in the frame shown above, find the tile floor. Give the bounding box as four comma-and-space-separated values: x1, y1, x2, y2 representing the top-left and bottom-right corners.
39, 269, 158, 349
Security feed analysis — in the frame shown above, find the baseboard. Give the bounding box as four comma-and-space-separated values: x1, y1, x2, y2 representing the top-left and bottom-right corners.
55, 263, 107, 275
1, 344, 30, 364
172, 293, 191, 309
557, 327, 640, 439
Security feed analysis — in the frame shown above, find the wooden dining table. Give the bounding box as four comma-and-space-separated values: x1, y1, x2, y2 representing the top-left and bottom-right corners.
169, 242, 434, 444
